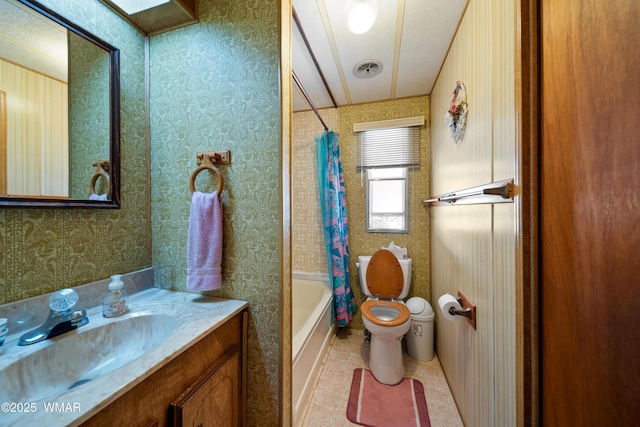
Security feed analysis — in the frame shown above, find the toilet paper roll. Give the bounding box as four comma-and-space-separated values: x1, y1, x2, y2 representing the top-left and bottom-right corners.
438, 294, 463, 322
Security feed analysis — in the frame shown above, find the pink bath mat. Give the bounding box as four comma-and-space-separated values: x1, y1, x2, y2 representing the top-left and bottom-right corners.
346, 368, 431, 427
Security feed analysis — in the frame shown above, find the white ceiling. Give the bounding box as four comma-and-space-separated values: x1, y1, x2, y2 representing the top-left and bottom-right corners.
0, 0, 68, 82
292, 0, 468, 112
2, 0, 467, 110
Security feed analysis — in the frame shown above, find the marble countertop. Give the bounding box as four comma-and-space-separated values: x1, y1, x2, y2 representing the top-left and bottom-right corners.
0, 287, 248, 426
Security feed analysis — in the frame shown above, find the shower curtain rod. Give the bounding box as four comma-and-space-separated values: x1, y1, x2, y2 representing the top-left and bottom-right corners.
292, 70, 329, 132
292, 7, 337, 109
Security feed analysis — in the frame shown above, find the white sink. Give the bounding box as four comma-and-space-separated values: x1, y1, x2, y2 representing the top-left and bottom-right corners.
0, 306, 177, 403
0, 287, 247, 426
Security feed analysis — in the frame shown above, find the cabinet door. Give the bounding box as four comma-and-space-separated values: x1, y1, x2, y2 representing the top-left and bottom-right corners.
171, 349, 240, 427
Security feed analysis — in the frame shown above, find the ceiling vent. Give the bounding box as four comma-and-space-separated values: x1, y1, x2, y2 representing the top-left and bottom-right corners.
353, 60, 383, 78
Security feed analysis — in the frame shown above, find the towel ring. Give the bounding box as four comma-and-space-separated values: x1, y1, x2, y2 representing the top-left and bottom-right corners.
89, 160, 110, 195
190, 159, 224, 196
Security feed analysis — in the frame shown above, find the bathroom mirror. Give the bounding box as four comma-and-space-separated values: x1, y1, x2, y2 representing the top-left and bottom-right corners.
0, 0, 120, 208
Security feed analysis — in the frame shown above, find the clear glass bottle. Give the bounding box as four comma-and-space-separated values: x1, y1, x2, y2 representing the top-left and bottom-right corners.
102, 274, 127, 317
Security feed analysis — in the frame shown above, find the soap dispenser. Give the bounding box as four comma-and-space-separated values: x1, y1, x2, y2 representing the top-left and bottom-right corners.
102, 274, 128, 317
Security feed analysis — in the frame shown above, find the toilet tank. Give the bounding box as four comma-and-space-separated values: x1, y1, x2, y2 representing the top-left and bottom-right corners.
357, 255, 412, 300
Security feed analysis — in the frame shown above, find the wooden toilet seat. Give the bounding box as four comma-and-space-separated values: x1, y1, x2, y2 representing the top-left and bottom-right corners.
365, 249, 404, 299
361, 249, 410, 326
361, 300, 411, 327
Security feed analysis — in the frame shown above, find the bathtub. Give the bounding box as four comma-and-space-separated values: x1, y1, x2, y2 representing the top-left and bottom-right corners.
292, 272, 335, 426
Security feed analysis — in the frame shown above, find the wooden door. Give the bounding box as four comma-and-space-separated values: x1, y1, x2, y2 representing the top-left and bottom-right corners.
540, 1, 640, 424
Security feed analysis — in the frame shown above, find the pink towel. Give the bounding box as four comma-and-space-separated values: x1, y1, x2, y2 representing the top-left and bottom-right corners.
187, 191, 223, 291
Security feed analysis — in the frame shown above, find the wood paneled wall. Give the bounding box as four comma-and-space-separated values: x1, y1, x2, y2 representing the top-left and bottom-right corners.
430, 0, 516, 425
0, 60, 69, 196
0, 91, 6, 195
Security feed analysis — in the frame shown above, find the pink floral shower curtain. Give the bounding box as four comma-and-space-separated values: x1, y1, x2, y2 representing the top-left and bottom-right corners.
316, 131, 357, 327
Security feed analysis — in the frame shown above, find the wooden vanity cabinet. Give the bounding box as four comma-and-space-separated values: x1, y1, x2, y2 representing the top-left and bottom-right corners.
81, 309, 248, 427
170, 348, 240, 426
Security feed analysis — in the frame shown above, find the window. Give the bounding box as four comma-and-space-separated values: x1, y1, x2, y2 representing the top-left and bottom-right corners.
355, 116, 423, 233
366, 167, 408, 233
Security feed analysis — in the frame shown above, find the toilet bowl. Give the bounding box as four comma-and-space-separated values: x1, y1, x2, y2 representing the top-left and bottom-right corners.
361, 300, 411, 384
358, 249, 412, 385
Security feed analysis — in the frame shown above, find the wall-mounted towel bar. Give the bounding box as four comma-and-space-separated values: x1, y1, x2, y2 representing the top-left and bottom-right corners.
423, 178, 514, 206
190, 151, 230, 196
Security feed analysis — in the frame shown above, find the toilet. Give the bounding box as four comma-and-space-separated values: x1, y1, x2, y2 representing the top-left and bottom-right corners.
358, 249, 412, 385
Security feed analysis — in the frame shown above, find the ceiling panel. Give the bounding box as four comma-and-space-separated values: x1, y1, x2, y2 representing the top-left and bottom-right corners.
329, 0, 398, 104
0, 0, 68, 82
292, 0, 468, 113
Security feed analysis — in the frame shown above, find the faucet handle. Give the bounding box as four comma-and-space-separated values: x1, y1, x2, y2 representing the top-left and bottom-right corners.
49, 289, 79, 312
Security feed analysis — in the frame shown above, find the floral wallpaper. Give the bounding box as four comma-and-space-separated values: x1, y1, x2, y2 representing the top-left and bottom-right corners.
292, 96, 431, 331
292, 108, 338, 274
339, 96, 431, 330
68, 30, 111, 199
149, 0, 282, 424
0, 1, 429, 425
0, 0, 149, 304
1, 0, 284, 424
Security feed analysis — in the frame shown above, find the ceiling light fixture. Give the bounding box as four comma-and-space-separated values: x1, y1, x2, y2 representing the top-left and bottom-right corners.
109, 0, 170, 15
345, 0, 377, 35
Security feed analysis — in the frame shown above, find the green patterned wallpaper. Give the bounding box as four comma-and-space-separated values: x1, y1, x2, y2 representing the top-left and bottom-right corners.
149, 0, 282, 424
69, 30, 111, 199
338, 96, 432, 330
0, 0, 283, 424
0, 0, 149, 304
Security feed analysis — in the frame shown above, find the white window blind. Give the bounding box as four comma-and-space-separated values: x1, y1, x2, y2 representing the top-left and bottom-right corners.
355, 117, 423, 169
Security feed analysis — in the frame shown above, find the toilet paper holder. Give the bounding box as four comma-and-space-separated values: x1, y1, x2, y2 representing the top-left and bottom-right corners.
449, 303, 471, 318
452, 291, 477, 329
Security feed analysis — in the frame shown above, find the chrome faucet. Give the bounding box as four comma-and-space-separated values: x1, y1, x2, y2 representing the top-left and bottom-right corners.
18, 288, 89, 346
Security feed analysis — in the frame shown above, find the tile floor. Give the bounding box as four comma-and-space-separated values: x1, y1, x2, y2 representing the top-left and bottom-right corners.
299, 328, 464, 427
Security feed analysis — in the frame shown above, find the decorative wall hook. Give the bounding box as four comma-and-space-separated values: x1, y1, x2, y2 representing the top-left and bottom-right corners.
196, 151, 231, 166
444, 81, 468, 143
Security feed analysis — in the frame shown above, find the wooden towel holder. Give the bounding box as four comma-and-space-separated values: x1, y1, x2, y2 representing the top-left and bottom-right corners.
89, 160, 110, 195
190, 151, 231, 196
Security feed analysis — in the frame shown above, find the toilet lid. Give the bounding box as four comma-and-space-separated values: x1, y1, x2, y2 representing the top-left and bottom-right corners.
365, 249, 404, 299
